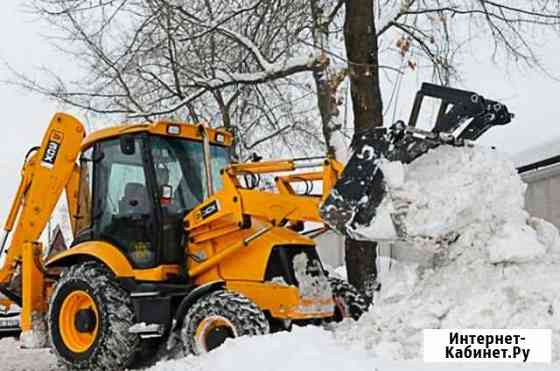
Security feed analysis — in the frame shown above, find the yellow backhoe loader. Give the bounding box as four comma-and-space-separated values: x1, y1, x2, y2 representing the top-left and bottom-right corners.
0, 83, 512, 370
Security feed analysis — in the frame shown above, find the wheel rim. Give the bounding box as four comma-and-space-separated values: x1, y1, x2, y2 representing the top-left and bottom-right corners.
59, 290, 99, 353
194, 315, 237, 353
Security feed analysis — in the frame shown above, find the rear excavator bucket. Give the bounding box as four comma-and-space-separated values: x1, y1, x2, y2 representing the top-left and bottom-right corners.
320, 83, 514, 238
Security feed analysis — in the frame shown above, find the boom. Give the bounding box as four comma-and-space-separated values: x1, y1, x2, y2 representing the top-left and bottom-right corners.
0, 113, 85, 291
183, 157, 343, 277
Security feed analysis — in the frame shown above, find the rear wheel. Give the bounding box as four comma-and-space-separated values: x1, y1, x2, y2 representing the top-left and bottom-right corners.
48, 261, 140, 370
181, 290, 269, 355
329, 277, 369, 321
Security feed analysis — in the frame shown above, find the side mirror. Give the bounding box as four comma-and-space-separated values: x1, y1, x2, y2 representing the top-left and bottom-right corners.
120, 135, 136, 155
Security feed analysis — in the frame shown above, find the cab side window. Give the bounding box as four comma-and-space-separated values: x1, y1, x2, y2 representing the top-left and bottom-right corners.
93, 137, 157, 268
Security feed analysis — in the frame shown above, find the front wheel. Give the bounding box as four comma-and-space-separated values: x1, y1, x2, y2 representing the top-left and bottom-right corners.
329, 277, 369, 322
181, 290, 269, 355
48, 261, 140, 370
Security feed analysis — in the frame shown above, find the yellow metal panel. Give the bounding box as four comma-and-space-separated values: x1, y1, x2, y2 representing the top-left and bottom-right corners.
46, 241, 134, 277
279, 172, 324, 182
228, 159, 297, 173
81, 121, 232, 150
81, 124, 149, 149
3, 166, 30, 233
132, 265, 181, 281
227, 280, 299, 313
217, 226, 313, 282
238, 189, 323, 224
226, 281, 333, 320
46, 241, 181, 281
193, 267, 222, 286
186, 191, 243, 233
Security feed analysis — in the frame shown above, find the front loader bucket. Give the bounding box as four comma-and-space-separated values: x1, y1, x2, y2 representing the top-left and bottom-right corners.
320, 126, 441, 238
320, 129, 390, 236
320, 83, 514, 239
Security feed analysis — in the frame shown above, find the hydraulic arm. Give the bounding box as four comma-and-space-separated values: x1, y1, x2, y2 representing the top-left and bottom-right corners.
0, 113, 85, 301
181, 84, 514, 276
183, 157, 344, 277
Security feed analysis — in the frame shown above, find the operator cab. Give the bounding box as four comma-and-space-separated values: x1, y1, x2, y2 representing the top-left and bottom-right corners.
74, 123, 231, 270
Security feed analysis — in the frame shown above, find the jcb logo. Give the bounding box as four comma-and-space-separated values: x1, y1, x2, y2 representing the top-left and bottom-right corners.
194, 200, 220, 221
44, 142, 59, 161
201, 201, 219, 220
41, 130, 64, 169
41, 141, 60, 168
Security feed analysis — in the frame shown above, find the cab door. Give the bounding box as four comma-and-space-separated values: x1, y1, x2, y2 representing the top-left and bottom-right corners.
92, 135, 159, 268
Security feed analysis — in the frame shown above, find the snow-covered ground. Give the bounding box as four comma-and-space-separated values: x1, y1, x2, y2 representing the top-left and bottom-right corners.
0, 337, 56, 370
2, 327, 557, 371
2, 144, 560, 370
147, 326, 559, 371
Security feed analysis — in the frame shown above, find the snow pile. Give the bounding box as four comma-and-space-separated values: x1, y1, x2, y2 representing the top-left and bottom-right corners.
335, 145, 560, 361
149, 326, 376, 371
389, 146, 527, 240
149, 326, 559, 371
353, 145, 527, 242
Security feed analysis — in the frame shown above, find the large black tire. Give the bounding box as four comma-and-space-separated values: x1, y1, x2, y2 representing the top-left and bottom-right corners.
329, 277, 369, 322
48, 261, 140, 370
181, 290, 269, 355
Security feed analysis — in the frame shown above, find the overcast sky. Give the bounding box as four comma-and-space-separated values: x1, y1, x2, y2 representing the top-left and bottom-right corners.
1, 1, 560, 222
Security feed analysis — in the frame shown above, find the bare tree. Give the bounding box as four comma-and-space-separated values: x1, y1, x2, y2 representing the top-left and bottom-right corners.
8, 0, 560, 297
307, 0, 350, 159
342, 0, 560, 300
343, 0, 385, 302
16, 0, 328, 158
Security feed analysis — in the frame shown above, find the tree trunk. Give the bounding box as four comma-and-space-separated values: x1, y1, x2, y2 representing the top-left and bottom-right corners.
343, 0, 384, 303
310, 0, 342, 158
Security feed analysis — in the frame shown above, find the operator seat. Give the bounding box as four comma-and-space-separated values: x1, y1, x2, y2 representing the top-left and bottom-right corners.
119, 182, 150, 215
116, 182, 154, 268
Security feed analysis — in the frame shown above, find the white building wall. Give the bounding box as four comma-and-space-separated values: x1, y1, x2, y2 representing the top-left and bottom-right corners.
521, 163, 560, 229
314, 230, 345, 268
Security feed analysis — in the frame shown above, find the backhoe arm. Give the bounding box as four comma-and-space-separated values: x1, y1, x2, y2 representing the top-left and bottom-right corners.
0, 113, 85, 286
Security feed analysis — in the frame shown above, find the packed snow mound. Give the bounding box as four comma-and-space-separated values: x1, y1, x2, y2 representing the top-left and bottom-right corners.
149, 325, 560, 371
391, 145, 526, 236
355, 145, 527, 241
149, 326, 376, 371
336, 145, 560, 361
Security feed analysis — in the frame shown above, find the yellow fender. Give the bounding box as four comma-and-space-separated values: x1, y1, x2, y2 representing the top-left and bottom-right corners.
46, 241, 134, 278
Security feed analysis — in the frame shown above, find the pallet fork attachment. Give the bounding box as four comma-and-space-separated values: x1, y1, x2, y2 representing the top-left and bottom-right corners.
321, 83, 514, 237
408, 83, 513, 140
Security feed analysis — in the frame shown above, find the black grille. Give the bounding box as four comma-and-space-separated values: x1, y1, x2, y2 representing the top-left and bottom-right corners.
264, 245, 323, 286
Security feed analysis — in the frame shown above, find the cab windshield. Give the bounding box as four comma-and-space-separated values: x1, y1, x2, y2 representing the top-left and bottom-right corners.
150, 136, 230, 214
